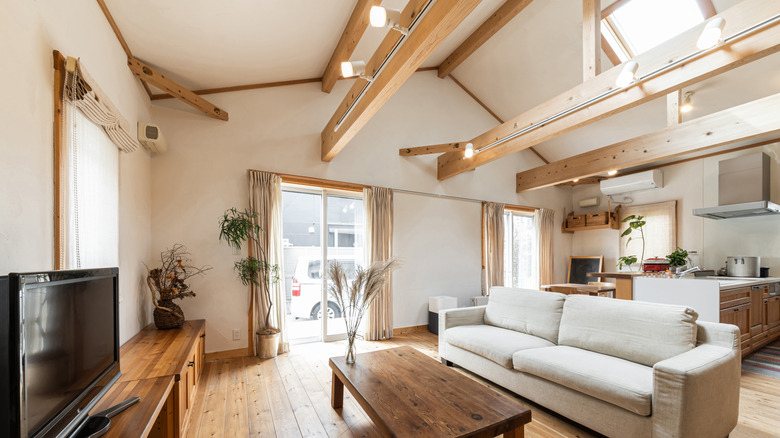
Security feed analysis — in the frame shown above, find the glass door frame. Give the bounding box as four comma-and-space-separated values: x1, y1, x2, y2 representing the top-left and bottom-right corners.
321, 188, 364, 343
282, 183, 363, 343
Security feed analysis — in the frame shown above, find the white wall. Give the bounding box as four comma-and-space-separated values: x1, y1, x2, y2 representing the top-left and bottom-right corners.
0, 0, 153, 344
150, 72, 572, 353
571, 143, 780, 274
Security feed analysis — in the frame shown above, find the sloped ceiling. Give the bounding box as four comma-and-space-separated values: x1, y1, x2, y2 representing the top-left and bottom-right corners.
104, 0, 778, 176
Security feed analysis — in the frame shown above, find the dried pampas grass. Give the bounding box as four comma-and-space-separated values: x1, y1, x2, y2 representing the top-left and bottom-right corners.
327, 258, 399, 341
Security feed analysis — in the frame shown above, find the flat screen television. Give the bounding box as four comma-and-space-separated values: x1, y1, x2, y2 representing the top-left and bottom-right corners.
0, 268, 120, 437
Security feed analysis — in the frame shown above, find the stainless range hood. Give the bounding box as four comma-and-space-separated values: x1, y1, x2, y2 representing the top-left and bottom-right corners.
693, 200, 780, 219
693, 152, 780, 220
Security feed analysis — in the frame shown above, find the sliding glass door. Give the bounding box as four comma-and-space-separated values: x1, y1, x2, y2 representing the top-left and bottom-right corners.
282, 186, 364, 343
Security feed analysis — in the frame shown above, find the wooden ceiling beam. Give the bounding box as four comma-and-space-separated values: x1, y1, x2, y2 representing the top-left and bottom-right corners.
437, 0, 534, 78
436, 0, 780, 180
400, 142, 466, 156
321, 0, 381, 93
127, 57, 229, 121
515, 92, 780, 192
582, 0, 602, 81
321, 0, 482, 161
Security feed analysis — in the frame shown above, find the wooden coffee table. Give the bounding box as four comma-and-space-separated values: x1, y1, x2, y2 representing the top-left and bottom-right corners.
329, 346, 531, 437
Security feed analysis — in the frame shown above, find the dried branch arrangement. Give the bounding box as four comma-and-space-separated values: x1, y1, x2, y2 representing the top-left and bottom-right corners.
146, 244, 212, 316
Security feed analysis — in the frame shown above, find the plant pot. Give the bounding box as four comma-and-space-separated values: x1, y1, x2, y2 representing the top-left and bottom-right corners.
154, 301, 185, 330
257, 331, 280, 359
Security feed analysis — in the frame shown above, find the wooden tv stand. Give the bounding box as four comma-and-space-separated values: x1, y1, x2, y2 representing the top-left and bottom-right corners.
89, 320, 206, 437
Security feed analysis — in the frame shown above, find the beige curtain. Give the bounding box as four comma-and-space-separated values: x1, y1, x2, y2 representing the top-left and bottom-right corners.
482, 202, 505, 294
620, 201, 677, 262
535, 208, 555, 286
63, 56, 139, 152
248, 170, 289, 355
364, 187, 394, 341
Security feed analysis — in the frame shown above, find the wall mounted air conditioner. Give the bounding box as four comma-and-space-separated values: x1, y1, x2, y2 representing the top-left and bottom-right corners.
138, 123, 167, 154
600, 170, 663, 196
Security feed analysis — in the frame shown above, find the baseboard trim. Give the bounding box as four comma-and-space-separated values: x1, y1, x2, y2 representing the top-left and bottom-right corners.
205, 347, 250, 361
394, 325, 428, 335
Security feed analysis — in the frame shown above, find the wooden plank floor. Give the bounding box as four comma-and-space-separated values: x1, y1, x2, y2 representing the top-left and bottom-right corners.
186, 331, 780, 438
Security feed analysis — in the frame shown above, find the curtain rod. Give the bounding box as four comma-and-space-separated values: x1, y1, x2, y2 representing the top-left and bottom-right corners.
249, 169, 537, 212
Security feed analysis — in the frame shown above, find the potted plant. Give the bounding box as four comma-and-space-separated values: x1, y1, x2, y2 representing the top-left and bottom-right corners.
616, 214, 646, 272
667, 247, 690, 273
218, 208, 280, 358
146, 244, 211, 329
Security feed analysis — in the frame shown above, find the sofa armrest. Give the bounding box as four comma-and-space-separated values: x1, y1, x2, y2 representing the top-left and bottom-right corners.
651, 344, 740, 438
438, 306, 486, 360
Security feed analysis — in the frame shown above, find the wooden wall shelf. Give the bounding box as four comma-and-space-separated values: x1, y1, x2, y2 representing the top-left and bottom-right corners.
562, 204, 620, 233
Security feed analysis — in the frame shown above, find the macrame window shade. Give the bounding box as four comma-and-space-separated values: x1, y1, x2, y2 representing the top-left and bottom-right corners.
58, 57, 139, 269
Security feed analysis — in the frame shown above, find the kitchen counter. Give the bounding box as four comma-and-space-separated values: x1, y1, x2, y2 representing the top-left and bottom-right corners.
695, 276, 780, 290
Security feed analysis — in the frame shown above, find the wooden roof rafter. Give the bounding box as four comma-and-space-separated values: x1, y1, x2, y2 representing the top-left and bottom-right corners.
437, 0, 534, 78
321, 0, 483, 161
515, 92, 780, 192
321, 0, 382, 94
431, 0, 780, 180
95, 0, 228, 121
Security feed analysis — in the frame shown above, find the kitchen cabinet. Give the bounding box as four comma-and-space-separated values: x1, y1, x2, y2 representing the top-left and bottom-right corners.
720, 303, 751, 351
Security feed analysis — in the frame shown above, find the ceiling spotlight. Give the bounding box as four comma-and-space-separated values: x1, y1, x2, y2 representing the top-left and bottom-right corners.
573, 179, 580, 183
697, 17, 726, 50
615, 61, 639, 88
607, 170, 618, 176
680, 91, 694, 113
341, 60, 367, 78
464, 143, 474, 158
369, 6, 409, 34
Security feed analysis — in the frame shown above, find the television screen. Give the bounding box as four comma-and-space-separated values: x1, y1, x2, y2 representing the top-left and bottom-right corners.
1, 268, 120, 438
22, 274, 117, 436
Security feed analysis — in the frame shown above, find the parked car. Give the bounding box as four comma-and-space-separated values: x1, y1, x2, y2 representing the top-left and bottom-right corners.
289, 256, 360, 320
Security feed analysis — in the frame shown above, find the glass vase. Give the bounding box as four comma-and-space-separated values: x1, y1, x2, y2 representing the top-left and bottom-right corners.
345, 335, 357, 364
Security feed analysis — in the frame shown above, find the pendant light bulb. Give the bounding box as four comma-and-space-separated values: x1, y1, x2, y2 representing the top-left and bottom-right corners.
680, 92, 694, 113
464, 143, 474, 158
696, 18, 726, 50
615, 61, 639, 88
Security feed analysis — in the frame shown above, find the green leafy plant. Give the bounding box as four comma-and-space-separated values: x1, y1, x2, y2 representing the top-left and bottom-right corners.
219, 208, 280, 334
616, 214, 646, 271
667, 247, 690, 267
617, 255, 638, 271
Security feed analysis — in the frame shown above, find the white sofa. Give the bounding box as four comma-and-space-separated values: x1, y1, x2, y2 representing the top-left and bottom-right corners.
438, 287, 741, 438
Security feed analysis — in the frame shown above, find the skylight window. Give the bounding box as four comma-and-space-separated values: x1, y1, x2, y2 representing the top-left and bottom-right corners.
601, 0, 712, 61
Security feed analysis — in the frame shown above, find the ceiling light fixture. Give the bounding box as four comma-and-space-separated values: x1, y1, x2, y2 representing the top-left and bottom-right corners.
697, 17, 726, 50
573, 179, 580, 183
464, 143, 474, 158
615, 61, 639, 88
334, 1, 435, 132
340, 60, 372, 81
680, 91, 694, 113
369, 6, 409, 34
607, 170, 618, 176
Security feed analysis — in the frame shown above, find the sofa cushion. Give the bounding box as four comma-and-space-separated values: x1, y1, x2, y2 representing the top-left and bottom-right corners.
484, 287, 566, 344
446, 325, 555, 369
513, 346, 653, 416
558, 295, 698, 367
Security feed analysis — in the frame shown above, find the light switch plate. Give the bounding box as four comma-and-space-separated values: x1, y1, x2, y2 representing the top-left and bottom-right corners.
232, 329, 240, 340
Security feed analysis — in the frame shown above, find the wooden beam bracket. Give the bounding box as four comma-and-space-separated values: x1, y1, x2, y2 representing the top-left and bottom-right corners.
127, 57, 229, 121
